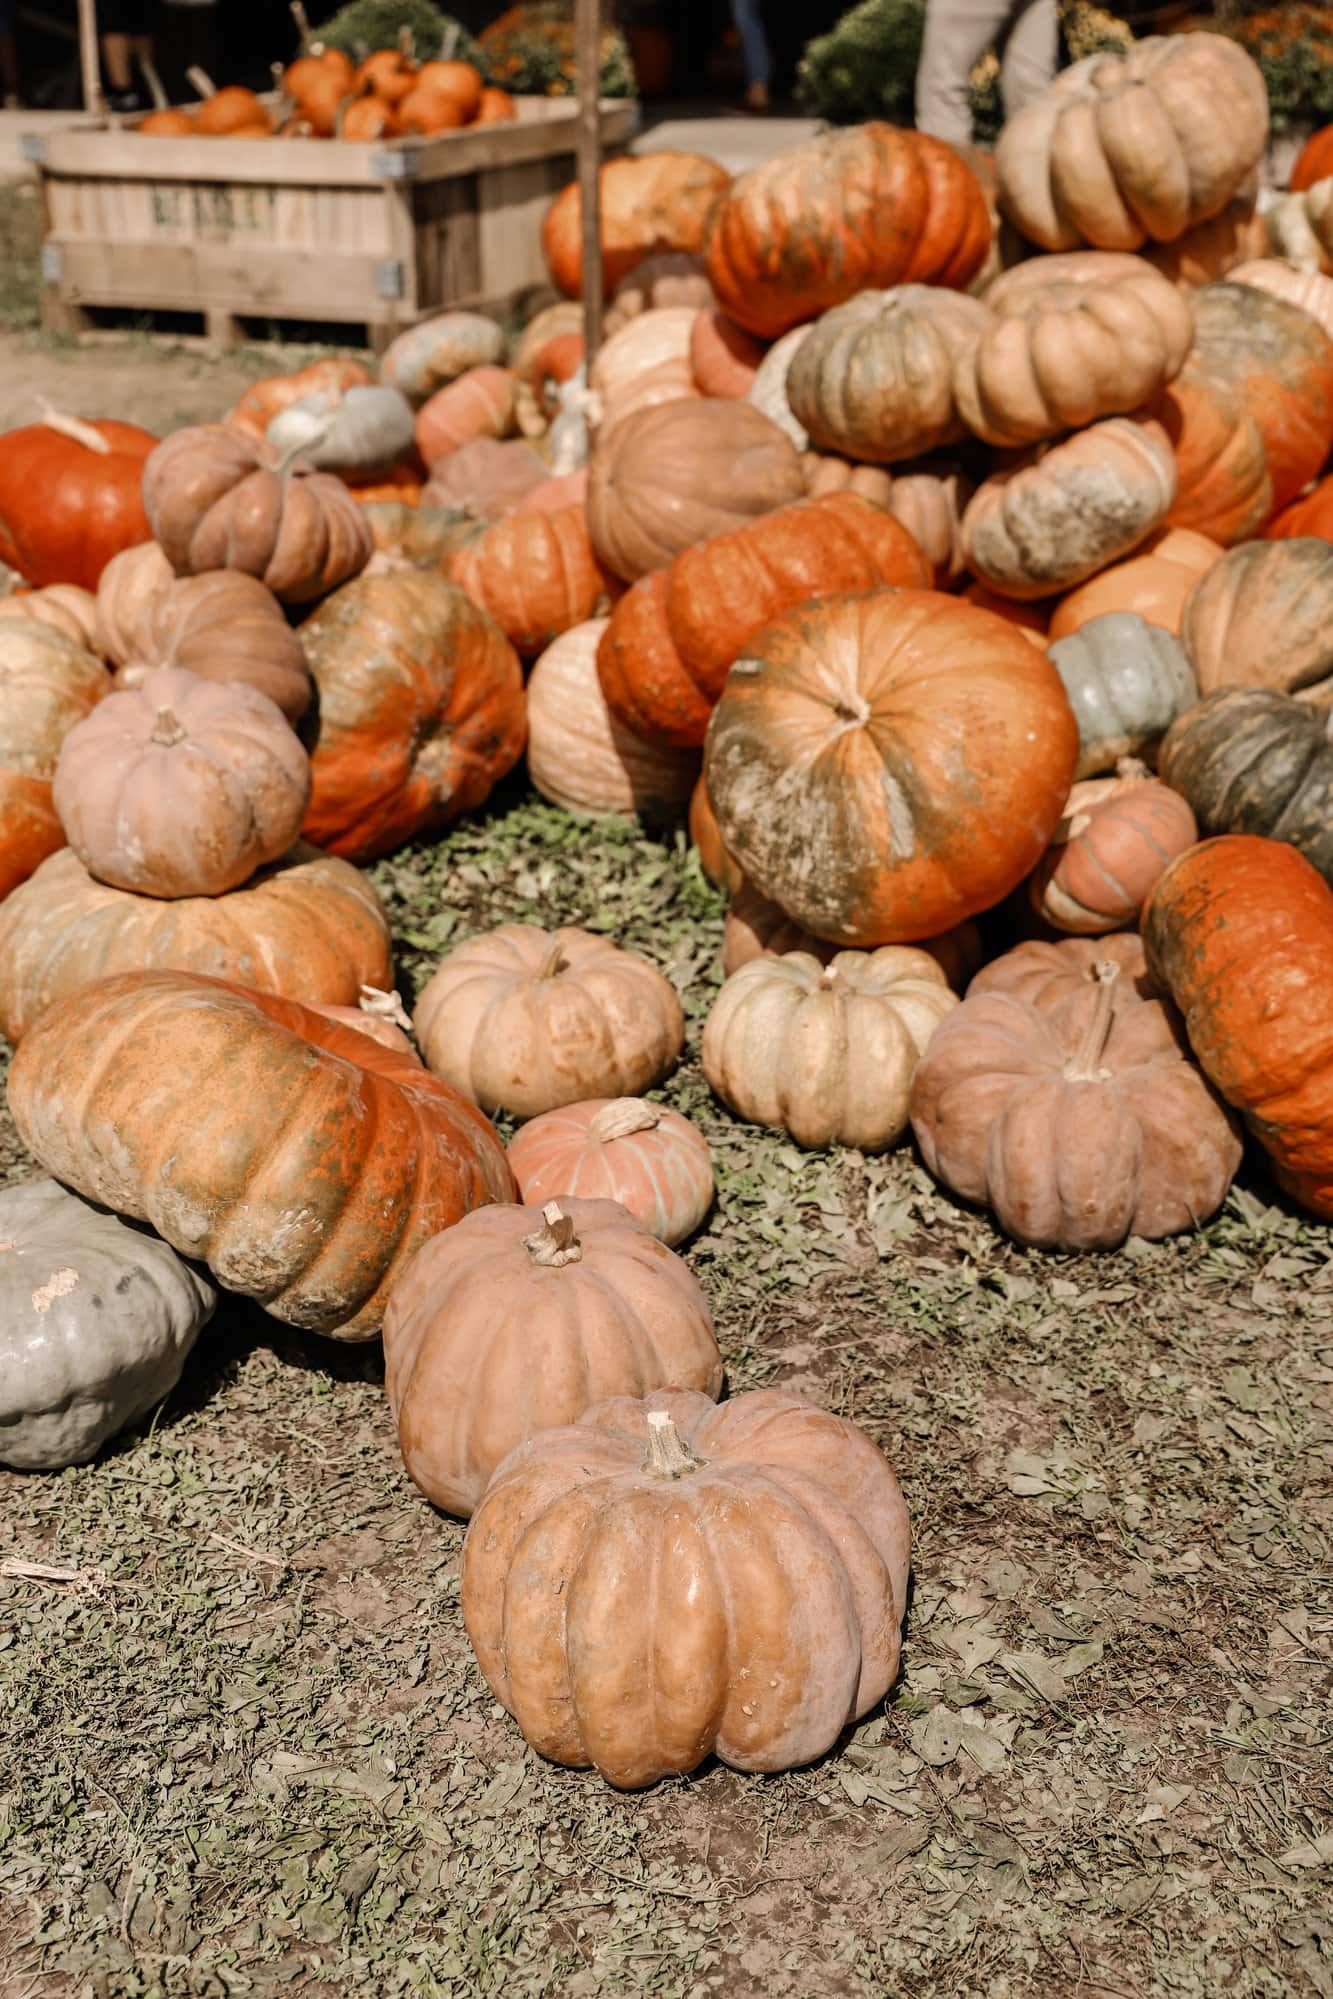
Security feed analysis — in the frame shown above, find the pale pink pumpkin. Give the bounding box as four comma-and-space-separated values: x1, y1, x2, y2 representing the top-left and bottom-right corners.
690, 310, 764, 398
414, 366, 517, 467
1028, 759, 1198, 934
506, 1097, 715, 1245
527, 618, 699, 821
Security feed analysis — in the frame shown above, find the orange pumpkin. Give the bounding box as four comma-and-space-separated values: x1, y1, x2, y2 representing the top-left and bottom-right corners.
138, 108, 194, 136
704, 589, 1078, 944
1048, 527, 1224, 640
445, 505, 620, 658
0, 625, 109, 903
1267, 473, 1333, 543
689, 773, 742, 895
689, 310, 764, 398
542, 152, 731, 299
1291, 126, 1333, 193
414, 366, 517, 466
1028, 761, 1198, 933
354, 48, 417, 103
194, 85, 270, 136
341, 94, 396, 142
506, 1101, 715, 1246
396, 84, 467, 135
226, 359, 375, 441
0, 415, 155, 591
475, 86, 517, 124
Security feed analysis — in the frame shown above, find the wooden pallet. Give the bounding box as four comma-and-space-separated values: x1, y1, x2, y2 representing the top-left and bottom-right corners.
24, 97, 639, 349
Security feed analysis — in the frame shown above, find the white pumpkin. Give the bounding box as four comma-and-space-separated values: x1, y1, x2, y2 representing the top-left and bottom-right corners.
527, 619, 699, 820
266, 385, 416, 473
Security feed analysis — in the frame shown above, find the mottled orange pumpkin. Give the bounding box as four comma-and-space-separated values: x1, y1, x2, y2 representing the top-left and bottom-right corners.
1028, 761, 1198, 933
542, 152, 731, 299
414, 367, 517, 467
445, 505, 620, 658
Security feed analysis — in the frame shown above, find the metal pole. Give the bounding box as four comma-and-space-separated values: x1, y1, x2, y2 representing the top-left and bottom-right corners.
575, 0, 604, 371
77, 0, 104, 117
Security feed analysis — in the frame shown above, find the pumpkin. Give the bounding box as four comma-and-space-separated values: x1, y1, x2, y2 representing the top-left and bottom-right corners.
596, 492, 930, 749
414, 367, 517, 467
225, 358, 375, 440
113, 570, 312, 727
52, 669, 310, 901
142, 425, 372, 604
307, 984, 417, 1059
7, 971, 515, 1338
748, 325, 812, 449
722, 880, 983, 989
602, 254, 715, 337
801, 452, 893, 506
690, 310, 764, 398
361, 502, 488, 576
506, 1102, 714, 1247
420, 437, 549, 517
461, 1385, 911, 1789
703, 124, 991, 340
704, 589, 1078, 944
527, 619, 699, 820
1267, 473, 1333, 543
384, 1196, 720, 1517
193, 82, 270, 135
996, 35, 1268, 252
397, 84, 467, 135
1048, 612, 1199, 778
340, 95, 394, 143
958, 254, 1193, 447
414, 924, 684, 1120
1180, 538, 1333, 703
1291, 127, 1333, 194
689, 774, 742, 895
703, 946, 957, 1151
1157, 688, 1333, 878
353, 47, 416, 102
0, 625, 109, 905
266, 386, 416, 476
476, 86, 516, 124
298, 572, 525, 862
961, 415, 1177, 600
0, 584, 100, 651
590, 307, 699, 436
514, 303, 585, 434
94, 541, 175, 666
1229, 259, 1333, 345
380, 312, 508, 407
444, 505, 618, 659
1027, 760, 1198, 933
1142, 835, 1333, 1216
0, 1177, 217, 1470
804, 453, 972, 589
542, 152, 731, 299
909, 955, 1241, 1248
969, 928, 1156, 1006
138, 108, 194, 135
1266, 178, 1333, 275
1158, 282, 1333, 543
1047, 526, 1223, 641
516, 469, 589, 515
587, 399, 805, 584
0, 414, 155, 591
1142, 196, 1270, 288
786, 286, 991, 465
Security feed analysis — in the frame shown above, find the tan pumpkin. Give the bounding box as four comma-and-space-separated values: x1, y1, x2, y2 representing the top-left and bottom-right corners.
1027, 760, 1198, 933
142, 426, 373, 604
786, 287, 991, 465
996, 35, 1269, 252
959, 253, 1193, 447
113, 570, 312, 724
0, 843, 391, 1045
590, 307, 699, 436
722, 880, 982, 989
506, 1100, 714, 1247
52, 668, 311, 899
961, 415, 1177, 600
748, 326, 813, 450
968, 928, 1157, 1007
527, 619, 699, 820
420, 437, 549, 518
461, 1385, 912, 1788
909, 956, 1242, 1249
602, 254, 715, 338
94, 541, 176, 666
1047, 526, 1224, 641
587, 400, 806, 583
802, 453, 973, 588
0, 625, 109, 904
702, 947, 957, 1151
1179, 537, 1333, 703
0, 585, 101, 652
413, 924, 685, 1120
380, 311, 509, 407
801, 452, 893, 506
1229, 259, 1333, 345
384, 1196, 721, 1517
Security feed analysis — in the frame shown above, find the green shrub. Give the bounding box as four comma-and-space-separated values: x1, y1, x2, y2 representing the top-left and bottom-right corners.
310, 0, 486, 68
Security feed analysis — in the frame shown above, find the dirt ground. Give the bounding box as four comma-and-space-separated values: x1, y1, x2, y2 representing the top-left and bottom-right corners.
1, 325, 1332, 1999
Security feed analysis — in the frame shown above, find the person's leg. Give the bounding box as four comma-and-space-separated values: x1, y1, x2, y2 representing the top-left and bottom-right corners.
998, 0, 1058, 121
0, 0, 18, 105
730, 0, 771, 110
102, 31, 134, 92
915, 0, 1015, 148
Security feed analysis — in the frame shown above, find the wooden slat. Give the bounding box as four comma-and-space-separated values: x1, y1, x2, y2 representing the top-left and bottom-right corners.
50, 239, 403, 322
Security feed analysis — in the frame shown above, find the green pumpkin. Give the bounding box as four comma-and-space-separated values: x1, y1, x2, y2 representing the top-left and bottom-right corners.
1157, 687, 1333, 881
1049, 611, 1198, 778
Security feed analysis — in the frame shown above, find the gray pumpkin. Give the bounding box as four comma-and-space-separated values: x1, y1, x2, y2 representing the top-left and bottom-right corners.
1049, 612, 1198, 779
1157, 687, 1333, 881
266, 385, 415, 475
0, 1178, 216, 1470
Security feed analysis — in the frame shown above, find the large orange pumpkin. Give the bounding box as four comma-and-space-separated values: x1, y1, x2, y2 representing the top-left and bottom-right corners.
0, 625, 109, 903
6, 971, 515, 1337
597, 492, 930, 749
542, 152, 731, 299
703, 589, 1078, 944
0, 416, 155, 591
703, 124, 991, 339
1142, 835, 1333, 1218
444, 505, 619, 658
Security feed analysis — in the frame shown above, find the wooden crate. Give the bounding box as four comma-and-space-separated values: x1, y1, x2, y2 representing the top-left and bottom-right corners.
23, 96, 639, 348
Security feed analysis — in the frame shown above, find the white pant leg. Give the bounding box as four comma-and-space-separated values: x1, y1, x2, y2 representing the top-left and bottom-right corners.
915, 0, 1058, 148
999, 0, 1059, 121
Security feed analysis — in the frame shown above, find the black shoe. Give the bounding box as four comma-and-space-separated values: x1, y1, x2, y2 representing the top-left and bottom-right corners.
106, 89, 145, 113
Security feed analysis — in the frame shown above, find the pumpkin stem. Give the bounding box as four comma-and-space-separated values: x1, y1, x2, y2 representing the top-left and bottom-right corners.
1114, 756, 1150, 782
642, 1409, 702, 1478
36, 403, 111, 455
150, 706, 187, 748
186, 64, 217, 99
587, 1098, 661, 1144
536, 937, 566, 981
522, 1201, 583, 1268
358, 984, 412, 1031
290, 0, 312, 50
1065, 961, 1120, 1082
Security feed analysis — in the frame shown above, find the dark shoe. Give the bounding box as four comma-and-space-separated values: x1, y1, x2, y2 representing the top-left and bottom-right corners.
106, 89, 145, 114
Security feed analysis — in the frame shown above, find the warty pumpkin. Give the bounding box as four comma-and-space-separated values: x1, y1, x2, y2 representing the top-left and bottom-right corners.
52, 669, 311, 900
6, 971, 515, 1338
1180, 537, 1333, 703
703, 589, 1078, 944
1048, 612, 1199, 777
383, 1196, 721, 1517
1142, 835, 1333, 1216
0, 624, 109, 905
506, 1101, 714, 1247
703, 946, 957, 1151
909, 956, 1241, 1249
703, 124, 991, 340
413, 924, 685, 1120
542, 152, 731, 299
461, 1386, 911, 1789
0, 842, 391, 1045
786, 286, 991, 465
298, 572, 526, 862
1157, 688, 1333, 879
413, 367, 518, 467
1047, 526, 1224, 642
115, 569, 313, 725
0, 413, 155, 591
444, 504, 619, 658
380, 312, 509, 407
1027, 760, 1198, 933
596, 491, 931, 749
526, 619, 699, 821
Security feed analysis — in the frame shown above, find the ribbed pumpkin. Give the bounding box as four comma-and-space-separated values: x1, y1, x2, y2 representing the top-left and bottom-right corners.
542, 153, 731, 298
6, 971, 515, 1337
1180, 538, 1333, 702
0, 584, 100, 652
1290, 126, 1333, 194
587, 400, 806, 583
689, 774, 743, 895
94, 541, 175, 666
704, 589, 1078, 944
1027, 761, 1198, 933
703, 124, 991, 339
379, 312, 508, 406
115, 570, 313, 725
444, 505, 619, 658
226, 358, 375, 439
0, 414, 155, 592
506, 1101, 714, 1246
526, 620, 699, 820
299, 572, 526, 863
383, 1196, 721, 1517
1048, 612, 1199, 778
1048, 527, 1224, 641
1142, 835, 1333, 1216
596, 492, 931, 749
414, 367, 517, 467
968, 929, 1156, 1008
690, 310, 764, 398
1142, 197, 1270, 288
722, 882, 983, 988
590, 307, 699, 436
1229, 260, 1333, 345
1157, 689, 1333, 879
800, 455, 972, 590
786, 287, 991, 464
1267, 473, 1333, 544
0, 625, 109, 904
0, 843, 392, 1045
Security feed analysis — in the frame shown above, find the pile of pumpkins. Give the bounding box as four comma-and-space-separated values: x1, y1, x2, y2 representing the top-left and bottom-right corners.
6, 25, 1333, 1791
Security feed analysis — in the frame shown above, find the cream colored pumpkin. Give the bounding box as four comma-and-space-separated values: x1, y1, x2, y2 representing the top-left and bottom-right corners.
1228, 259, 1333, 344
591, 308, 699, 437
0, 585, 101, 652
526, 620, 699, 820
748, 326, 812, 449
702, 946, 957, 1151
95, 541, 175, 667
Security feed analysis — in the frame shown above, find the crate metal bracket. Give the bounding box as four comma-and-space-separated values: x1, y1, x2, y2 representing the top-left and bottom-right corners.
372, 149, 420, 181
20, 134, 47, 164
41, 243, 64, 283
375, 260, 405, 300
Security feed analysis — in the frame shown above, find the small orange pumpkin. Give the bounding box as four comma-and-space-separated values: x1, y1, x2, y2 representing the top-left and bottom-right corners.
1027, 761, 1198, 934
